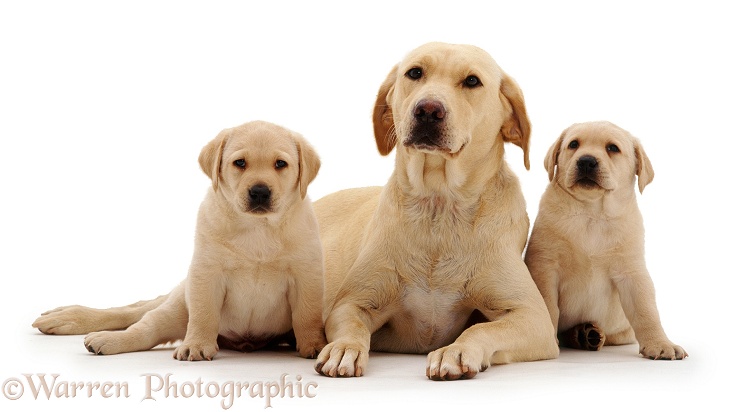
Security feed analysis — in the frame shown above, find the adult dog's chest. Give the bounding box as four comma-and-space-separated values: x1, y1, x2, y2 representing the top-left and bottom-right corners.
373, 253, 476, 353
383, 212, 478, 352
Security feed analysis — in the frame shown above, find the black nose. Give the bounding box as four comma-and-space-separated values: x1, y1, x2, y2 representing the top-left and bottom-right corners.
249, 184, 271, 206
576, 156, 598, 175
414, 99, 445, 124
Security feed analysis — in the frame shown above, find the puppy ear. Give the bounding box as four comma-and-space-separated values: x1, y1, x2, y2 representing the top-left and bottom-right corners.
295, 134, 321, 199
373, 65, 398, 156
199, 130, 229, 192
634, 139, 654, 193
499, 74, 532, 170
544, 129, 566, 182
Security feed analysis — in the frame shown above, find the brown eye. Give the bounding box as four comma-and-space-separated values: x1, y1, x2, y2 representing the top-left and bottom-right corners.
464, 75, 482, 88
406, 67, 423, 80
275, 159, 288, 169
233, 159, 246, 169
568, 140, 579, 149
607, 144, 620, 153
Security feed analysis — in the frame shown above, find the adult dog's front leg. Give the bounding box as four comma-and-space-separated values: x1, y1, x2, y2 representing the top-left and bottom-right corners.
427, 302, 558, 380
314, 303, 374, 377
314, 262, 396, 377
427, 265, 559, 380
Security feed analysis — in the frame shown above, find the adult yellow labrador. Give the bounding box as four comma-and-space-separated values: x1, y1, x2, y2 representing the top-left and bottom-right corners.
313, 42, 558, 380
33, 121, 327, 360
525, 121, 687, 360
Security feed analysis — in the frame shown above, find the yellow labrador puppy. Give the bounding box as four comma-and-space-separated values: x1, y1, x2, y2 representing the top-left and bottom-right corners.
525, 121, 687, 360
33, 121, 327, 360
313, 42, 558, 380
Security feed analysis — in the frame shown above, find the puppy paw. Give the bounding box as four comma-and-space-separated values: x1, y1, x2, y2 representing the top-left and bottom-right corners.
426, 343, 487, 381
84, 331, 135, 355
296, 332, 328, 359
561, 323, 606, 351
173, 341, 218, 361
32, 305, 98, 335
639, 340, 688, 360
313, 340, 368, 377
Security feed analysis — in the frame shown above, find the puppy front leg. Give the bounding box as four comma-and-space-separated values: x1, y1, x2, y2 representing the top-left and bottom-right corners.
173, 266, 224, 361
613, 268, 687, 360
289, 265, 327, 359
525, 256, 561, 337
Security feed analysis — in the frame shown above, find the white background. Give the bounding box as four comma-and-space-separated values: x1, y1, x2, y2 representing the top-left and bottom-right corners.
1, 1, 744, 411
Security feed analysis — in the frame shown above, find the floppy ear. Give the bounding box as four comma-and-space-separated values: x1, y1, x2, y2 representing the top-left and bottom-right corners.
544, 129, 566, 182
295, 134, 321, 199
199, 129, 229, 192
373, 65, 398, 156
634, 139, 654, 193
499, 74, 532, 170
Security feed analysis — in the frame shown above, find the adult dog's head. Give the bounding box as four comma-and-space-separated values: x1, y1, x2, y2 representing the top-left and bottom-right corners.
373, 42, 531, 185
544, 121, 654, 200
199, 121, 320, 216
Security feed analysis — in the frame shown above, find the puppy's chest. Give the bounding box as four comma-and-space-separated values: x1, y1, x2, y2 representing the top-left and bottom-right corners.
222, 229, 286, 263
218, 262, 294, 338
561, 215, 624, 255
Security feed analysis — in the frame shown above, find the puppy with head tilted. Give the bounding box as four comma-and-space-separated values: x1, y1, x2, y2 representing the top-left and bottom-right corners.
32, 121, 327, 360
313, 42, 558, 380
525, 121, 686, 360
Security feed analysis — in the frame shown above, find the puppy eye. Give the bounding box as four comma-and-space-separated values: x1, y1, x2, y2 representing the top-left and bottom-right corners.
463, 75, 482, 88
406, 67, 423, 80
607, 144, 620, 153
274, 159, 288, 169
568, 140, 579, 149
233, 159, 246, 169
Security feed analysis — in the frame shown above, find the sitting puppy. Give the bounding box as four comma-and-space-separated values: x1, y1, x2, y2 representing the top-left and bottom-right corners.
32, 121, 327, 360
525, 121, 687, 360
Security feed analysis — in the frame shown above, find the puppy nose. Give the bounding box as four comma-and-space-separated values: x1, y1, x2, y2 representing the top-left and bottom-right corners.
414, 100, 445, 124
576, 156, 598, 174
249, 184, 271, 204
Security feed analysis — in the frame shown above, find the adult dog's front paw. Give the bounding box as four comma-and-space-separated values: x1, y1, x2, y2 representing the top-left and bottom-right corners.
639, 340, 688, 360
173, 340, 218, 361
426, 343, 487, 381
313, 340, 368, 377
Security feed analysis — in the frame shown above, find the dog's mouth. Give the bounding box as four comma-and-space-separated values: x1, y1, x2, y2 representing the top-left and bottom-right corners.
246, 205, 273, 214
405, 139, 448, 152
403, 134, 465, 157
574, 177, 600, 188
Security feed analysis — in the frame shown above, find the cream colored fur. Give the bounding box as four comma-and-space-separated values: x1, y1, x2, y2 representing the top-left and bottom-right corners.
32, 121, 326, 360
313, 42, 558, 380
525, 121, 687, 360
